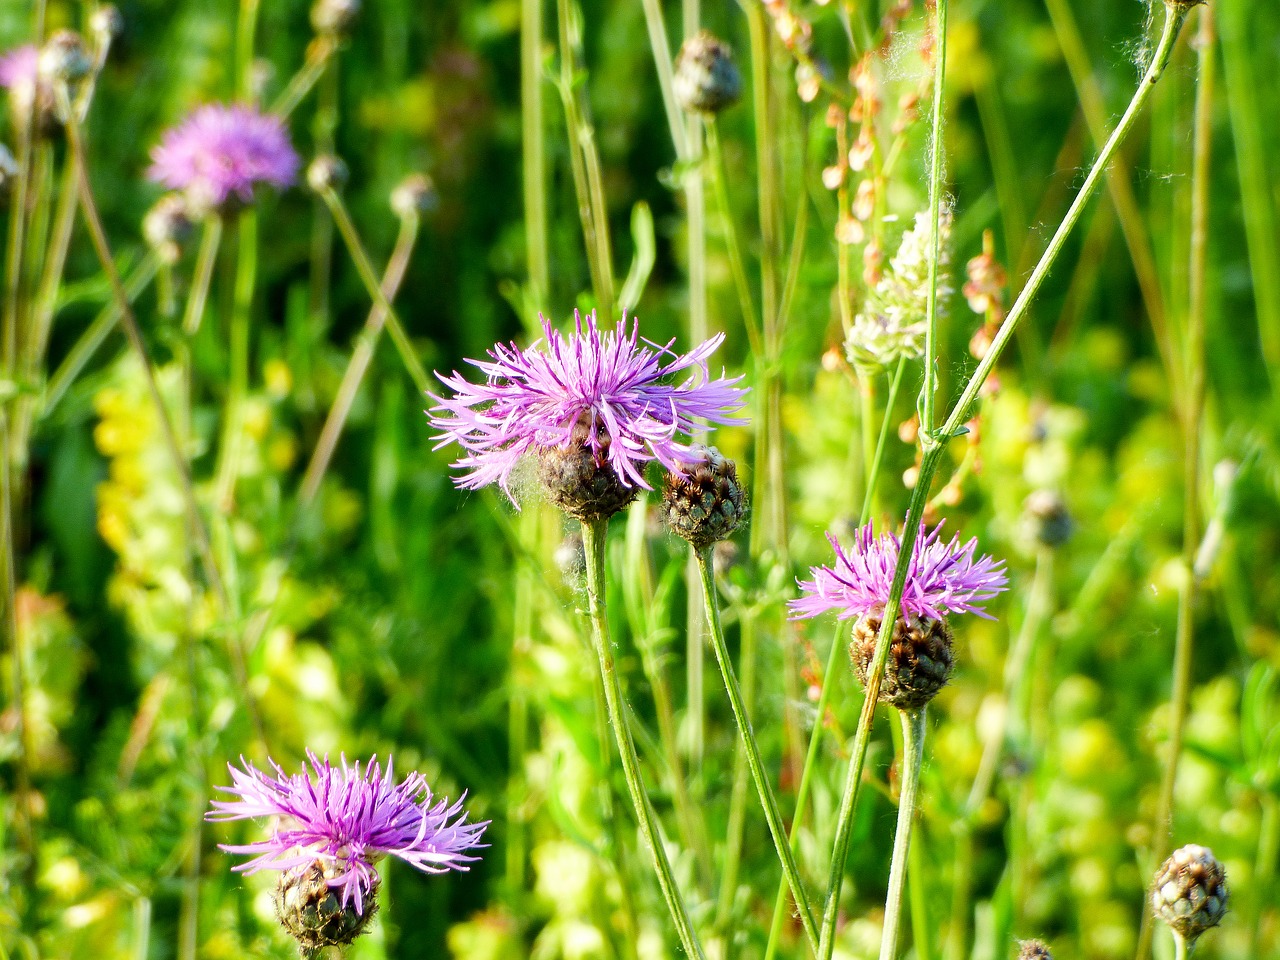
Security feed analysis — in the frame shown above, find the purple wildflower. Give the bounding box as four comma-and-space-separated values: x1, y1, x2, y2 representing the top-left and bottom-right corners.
0, 46, 38, 91
429, 311, 748, 497
148, 103, 299, 208
790, 521, 1008, 622
207, 752, 488, 915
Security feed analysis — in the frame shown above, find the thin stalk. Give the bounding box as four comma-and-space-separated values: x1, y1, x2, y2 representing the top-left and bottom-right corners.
1041, 0, 1173, 384
2, 120, 31, 378
59, 95, 228, 614
59, 99, 273, 753
704, 119, 763, 356
818, 10, 1190, 958
298, 214, 419, 504
907, 821, 932, 960
270, 38, 336, 119
639, 0, 693, 160
1251, 794, 1279, 956
1173, 932, 1189, 960
131, 896, 152, 960
860, 360, 908, 522
581, 519, 706, 960
506, 505, 536, 903
235, 0, 261, 101
1218, 0, 1280, 378
319, 187, 430, 396
27, 155, 78, 369
213, 211, 256, 511
879, 709, 926, 960
1, 413, 37, 923
522, 0, 550, 300
860, 377, 876, 511
182, 215, 223, 336
554, 0, 615, 316
1136, 8, 1212, 959
920, 0, 948, 436
715, 602, 757, 932
696, 549, 821, 956
42, 254, 160, 417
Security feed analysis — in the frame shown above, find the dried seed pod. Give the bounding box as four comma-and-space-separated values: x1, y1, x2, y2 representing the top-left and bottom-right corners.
390, 172, 437, 219
662, 445, 747, 550
307, 154, 348, 193
1152, 844, 1228, 943
38, 31, 92, 85
673, 31, 742, 115
850, 613, 954, 711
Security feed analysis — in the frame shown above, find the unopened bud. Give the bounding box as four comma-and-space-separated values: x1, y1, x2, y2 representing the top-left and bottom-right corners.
390, 173, 437, 219
307, 155, 348, 193
673, 31, 742, 115
38, 31, 92, 85
1016, 940, 1052, 960
276, 862, 378, 951
662, 445, 748, 550
1152, 844, 1228, 944
143, 194, 194, 264
311, 0, 362, 36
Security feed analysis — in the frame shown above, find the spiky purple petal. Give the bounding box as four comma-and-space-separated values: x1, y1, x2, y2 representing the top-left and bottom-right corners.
428, 312, 748, 499
148, 103, 299, 207
790, 521, 1009, 621
207, 752, 488, 913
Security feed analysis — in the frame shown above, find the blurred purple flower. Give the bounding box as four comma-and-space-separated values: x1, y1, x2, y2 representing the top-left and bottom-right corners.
148, 103, 298, 207
0, 46, 38, 90
428, 311, 748, 497
790, 521, 1008, 622
207, 752, 487, 915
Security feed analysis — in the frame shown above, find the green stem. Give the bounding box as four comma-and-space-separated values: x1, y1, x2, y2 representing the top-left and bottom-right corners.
581, 519, 706, 960
522, 0, 550, 301
920, 0, 948, 436
1173, 932, 1189, 960
1136, 9, 1212, 959
818, 11, 1189, 958
704, 119, 763, 356
320, 187, 430, 396
235, 0, 261, 101
27, 156, 78, 372
880, 709, 926, 960
182, 215, 223, 336
42, 253, 160, 417
639, 0, 693, 161
270, 38, 336, 119
696, 549, 820, 956
1218, 0, 1280, 379
298, 214, 419, 505
861, 360, 908, 522
213, 210, 256, 512
715, 602, 757, 931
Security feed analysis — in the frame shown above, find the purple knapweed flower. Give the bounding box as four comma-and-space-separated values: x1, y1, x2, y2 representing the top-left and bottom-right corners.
790, 520, 1009, 622
207, 752, 488, 915
0, 46, 38, 91
148, 103, 299, 209
428, 311, 748, 498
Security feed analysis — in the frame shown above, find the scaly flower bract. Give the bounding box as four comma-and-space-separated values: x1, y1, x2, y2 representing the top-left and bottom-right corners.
428, 311, 748, 498
790, 520, 1008, 622
207, 752, 488, 915
148, 103, 299, 208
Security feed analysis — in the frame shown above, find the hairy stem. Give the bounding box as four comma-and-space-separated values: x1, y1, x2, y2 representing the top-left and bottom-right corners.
696, 548, 821, 955
582, 519, 706, 960
880, 708, 927, 960
920, 0, 948, 436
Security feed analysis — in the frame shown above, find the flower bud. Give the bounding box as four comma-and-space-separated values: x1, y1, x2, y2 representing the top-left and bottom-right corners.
1022, 490, 1072, 549
539, 419, 639, 522
142, 194, 194, 264
311, 0, 362, 36
276, 861, 378, 951
307, 154, 348, 193
850, 613, 954, 711
1152, 844, 1228, 944
673, 31, 742, 115
90, 6, 124, 45
390, 172, 437, 219
662, 445, 747, 550
38, 31, 92, 85
1016, 940, 1052, 960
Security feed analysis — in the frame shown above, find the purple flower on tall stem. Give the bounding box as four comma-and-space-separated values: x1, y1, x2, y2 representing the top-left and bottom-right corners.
790, 520, 1009, 622
207, 752, 487, 915
148, 103, 299, 209
428, 311, 749, 499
